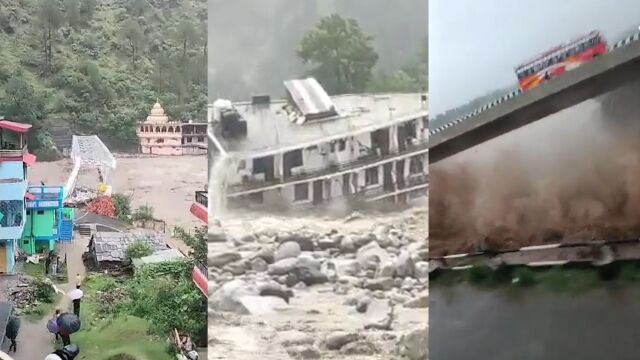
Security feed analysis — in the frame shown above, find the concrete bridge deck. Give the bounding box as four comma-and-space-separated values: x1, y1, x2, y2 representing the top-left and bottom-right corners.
429, 31, 640, 163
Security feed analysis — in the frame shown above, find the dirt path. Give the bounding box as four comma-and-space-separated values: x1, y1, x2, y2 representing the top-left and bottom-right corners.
11, 235, 90, 360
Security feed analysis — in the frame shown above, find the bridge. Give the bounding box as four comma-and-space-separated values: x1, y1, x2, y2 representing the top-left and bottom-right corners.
429, 31, 640, 163
65, 135, 116, 200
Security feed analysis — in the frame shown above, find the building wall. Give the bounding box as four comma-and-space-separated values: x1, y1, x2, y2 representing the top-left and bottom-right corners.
227, 115, 428, 209
30, 208, 57, 238
0, 161, 24, 180
21, 208, 57, 254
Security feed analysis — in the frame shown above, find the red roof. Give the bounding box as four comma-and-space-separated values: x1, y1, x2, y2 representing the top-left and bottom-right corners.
0, 120, 32, 134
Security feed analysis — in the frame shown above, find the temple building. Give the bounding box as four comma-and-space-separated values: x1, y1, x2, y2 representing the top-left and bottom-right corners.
136, 102, 207, 156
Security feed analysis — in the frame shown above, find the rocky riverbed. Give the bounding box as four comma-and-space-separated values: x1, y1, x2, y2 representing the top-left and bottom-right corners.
208, 207, 428, 360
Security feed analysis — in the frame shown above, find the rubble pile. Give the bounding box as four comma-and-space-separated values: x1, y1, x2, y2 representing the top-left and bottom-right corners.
87, 196, 116, 218
65, 186, 99, 206
9, 285, 36, 308
208, 210, 428, 360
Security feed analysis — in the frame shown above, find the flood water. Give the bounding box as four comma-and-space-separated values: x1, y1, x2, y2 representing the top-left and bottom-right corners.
430, 284, 640, 360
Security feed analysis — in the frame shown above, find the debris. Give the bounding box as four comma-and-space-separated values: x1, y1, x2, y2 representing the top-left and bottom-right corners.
87, 195, 116, 218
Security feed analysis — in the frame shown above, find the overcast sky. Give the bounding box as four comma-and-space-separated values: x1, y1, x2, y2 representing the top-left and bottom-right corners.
430, 0, 640, 115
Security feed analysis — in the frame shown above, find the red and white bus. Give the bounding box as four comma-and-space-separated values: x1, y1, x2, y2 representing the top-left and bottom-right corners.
515, 31, 607, 91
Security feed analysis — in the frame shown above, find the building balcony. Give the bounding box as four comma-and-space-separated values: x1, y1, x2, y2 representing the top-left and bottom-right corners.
228, 139, 429, 195
25, 186, 64, 209
192, 262, 208, 297
190, 190, 208, 224
0, 145, 26, 159
195, 190, 208, 208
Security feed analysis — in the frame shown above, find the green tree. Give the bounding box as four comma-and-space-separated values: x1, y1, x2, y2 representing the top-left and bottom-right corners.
0, 75, 47, 126
297, 14, 378, 94
37, 0, 63, 75
79, 0, 96, 23
65, 0, 81, 28
174, 20, 198, 61
120, 19, 145, 69
174, 226, 206, 265
132, 204, 154, 221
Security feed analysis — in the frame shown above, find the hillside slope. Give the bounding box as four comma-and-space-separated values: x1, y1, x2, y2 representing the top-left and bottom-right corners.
0, 0, 206, 155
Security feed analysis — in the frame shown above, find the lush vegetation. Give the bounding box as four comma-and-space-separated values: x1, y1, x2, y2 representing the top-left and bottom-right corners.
78, 261, 206, 352
0, 0, 206, 156
173, 225, 206, 265
132, 204, 154, 222
298, 14, 427, 95
22, 276, 58, 321
125, 240, 153, 260
112, 193, 132, 222
431, 262, 640, 293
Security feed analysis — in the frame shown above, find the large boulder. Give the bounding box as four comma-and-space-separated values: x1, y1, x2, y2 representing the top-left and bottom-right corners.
394, 250, 415, 278
324, 331, 359, 350
398, 327, 428, 360
356, 241, 389, 270
275, 241, 302, 261
209, 251, 242, 268
210, 279, 256, 314
277, 232, 315, 251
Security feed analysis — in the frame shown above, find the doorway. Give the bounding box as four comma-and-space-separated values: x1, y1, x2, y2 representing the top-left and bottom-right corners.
313, 180, 323, 205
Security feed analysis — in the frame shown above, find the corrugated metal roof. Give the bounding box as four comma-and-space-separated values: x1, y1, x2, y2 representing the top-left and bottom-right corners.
93, 231, 167, 262
284, 78, 338, 123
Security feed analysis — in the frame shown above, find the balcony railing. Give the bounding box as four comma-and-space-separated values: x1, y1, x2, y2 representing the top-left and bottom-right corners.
0, 145, 26, 158
195, 190, 208, 207
229, 139, 429, 194
196, 261, 208, 279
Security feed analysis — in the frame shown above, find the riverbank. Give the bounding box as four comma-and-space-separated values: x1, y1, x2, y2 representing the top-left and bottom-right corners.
431, 261, 640, 293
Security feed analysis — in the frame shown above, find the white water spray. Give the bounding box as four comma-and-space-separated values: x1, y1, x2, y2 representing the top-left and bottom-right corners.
208, 127, 234, 220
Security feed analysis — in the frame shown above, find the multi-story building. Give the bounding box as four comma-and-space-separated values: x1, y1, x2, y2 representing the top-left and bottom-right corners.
208, 78, 428, 210
21, 186, 74, 255
136, 102, 207, 156
0, 120, 37, 274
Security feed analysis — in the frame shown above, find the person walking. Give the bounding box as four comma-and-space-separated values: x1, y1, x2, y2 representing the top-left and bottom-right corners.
5, 315, 20, 353
47, 309, 61, 342
72, 284, 82, 317
44, 254, 51, 275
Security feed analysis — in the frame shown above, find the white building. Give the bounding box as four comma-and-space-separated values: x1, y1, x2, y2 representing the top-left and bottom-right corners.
209, 78, 428, 210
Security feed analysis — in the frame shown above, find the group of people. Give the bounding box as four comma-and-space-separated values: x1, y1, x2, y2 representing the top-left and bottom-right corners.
47, 273, 83, 346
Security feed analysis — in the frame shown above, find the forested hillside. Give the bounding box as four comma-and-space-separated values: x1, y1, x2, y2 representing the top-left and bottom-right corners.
0, 0, 206, 156
208, 0, 427, 100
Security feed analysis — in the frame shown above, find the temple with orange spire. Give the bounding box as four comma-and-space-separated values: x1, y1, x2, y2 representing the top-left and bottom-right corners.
136, 102, 207, 156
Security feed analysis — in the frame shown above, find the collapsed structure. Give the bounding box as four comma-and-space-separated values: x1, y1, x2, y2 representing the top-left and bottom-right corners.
208, 78, 428, 210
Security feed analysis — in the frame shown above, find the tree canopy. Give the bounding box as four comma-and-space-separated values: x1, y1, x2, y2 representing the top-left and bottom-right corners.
297, 14, 379, 95
0, 0, 207, 156
297, 14, 426, 95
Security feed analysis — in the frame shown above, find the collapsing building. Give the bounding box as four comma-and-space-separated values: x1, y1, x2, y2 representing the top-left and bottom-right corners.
208, 78, 428, 210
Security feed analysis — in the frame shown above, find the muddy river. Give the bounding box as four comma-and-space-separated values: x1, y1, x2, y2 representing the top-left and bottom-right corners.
430, 284, 640, 360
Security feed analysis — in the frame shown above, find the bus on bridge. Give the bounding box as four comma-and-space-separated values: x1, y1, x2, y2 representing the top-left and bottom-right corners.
515, 30, 607, 91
